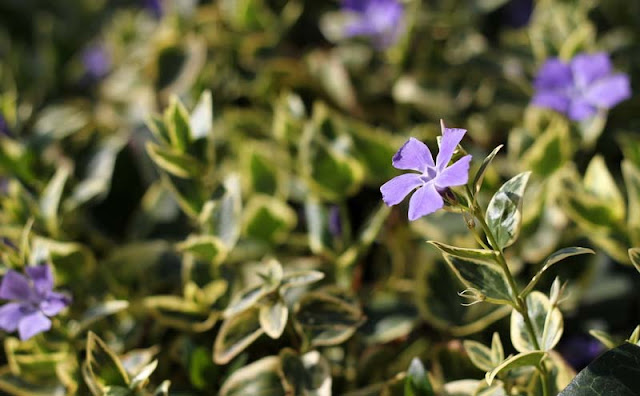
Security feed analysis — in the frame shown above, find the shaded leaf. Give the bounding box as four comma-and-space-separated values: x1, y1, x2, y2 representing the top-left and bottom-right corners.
463, 340, 494, 372
559, 343, 640, 396
146, 142, 202, 178
176, 235, 228, 265
219, 356, 285, 396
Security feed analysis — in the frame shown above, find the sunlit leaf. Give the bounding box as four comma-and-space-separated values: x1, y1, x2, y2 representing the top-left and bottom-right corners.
486, 172, 531, 250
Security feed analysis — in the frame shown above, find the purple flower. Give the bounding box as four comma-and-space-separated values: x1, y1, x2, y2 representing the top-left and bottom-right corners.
142, 0, 164, 19
82, 45, 111, 81
557, 334, 604, 370
328, 205, 342, 237
380, 121, 472, 221
532, 52, 631, 121
341, 0, 405, 49
0, 113, 11, 137
0, 265, 71, 340
503, 0, 533, 29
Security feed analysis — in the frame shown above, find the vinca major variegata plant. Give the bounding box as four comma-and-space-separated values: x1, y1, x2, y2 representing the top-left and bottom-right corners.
1, 0, 640, 395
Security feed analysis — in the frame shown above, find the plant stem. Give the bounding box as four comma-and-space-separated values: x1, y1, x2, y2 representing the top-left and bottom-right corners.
465, 185, 550, 396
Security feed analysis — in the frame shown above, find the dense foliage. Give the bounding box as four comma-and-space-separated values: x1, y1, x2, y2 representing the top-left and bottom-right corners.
0, 0, 639, 395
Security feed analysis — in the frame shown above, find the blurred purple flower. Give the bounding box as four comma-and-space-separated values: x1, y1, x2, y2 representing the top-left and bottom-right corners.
0, 265, 71, 340
380, 121, 472, 221
328, 206, 342, 237
82, 45, 111, 80
0, 113, 11, 137
341, 0, 405, 49
557, 334, 604, 370
503, 0, 533, 28
532, 52, 631, 121
143, 0, 164, 19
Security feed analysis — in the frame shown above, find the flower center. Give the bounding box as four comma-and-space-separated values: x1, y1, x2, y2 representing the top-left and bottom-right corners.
421, 166, 437, 183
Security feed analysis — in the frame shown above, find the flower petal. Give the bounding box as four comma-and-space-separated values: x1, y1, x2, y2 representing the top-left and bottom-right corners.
40, 292, 71, 317
531, 91, 571, 113
0, 270, 32, 301
18, 311, 51, 341
25, 265, 54, 296
584, 74, 631, 109
0, 302, 30, 332
436, 155, 472, 189
571, 53, 612, 89
392, 137, 435, 172
341, 0, 368, 12
408, 182, 443, 221
436, 122, 467, 171
568, 98, 597, 121
533, 59, 572, 90
380, 173, 423, 206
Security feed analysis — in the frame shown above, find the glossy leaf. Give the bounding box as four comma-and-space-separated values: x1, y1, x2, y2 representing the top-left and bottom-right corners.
485, 172, 531, 250
511, 291, 563, 353
559, 343, 640, 396
439, 252, 514, 305
146, 142, 202, 178
294, 292, 365, 347
165, 97, 192, 152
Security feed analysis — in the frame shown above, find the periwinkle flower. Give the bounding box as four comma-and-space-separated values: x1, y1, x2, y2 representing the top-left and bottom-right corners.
532, 52, 631, 121
142, 0, 164, 19
380, 121, 472, 221
0, 265, 71, 340
341, 0, 405, 49
82, 45, 111, 81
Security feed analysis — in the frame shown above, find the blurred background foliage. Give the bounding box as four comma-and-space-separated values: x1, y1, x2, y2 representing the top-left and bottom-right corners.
0, 0, 639, 394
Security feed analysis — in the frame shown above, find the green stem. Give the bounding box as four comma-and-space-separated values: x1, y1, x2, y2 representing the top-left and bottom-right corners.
465, 186, 550, 396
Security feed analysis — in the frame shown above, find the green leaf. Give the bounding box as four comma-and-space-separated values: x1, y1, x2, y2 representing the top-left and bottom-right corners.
429, 241, 500, 262
243, 195, 297, 244
84, 332, 129, 396
219, 356, 286, 396
129, 360, 157, 390
438, 251, 513, 305
510, 291, 563, 353
199, 174, 243, 249
520, 247, 594, 297
622, 161, 640, 246
165, 97, 192, 152
71, 300, 130, 336
143, 296, 218, 332
521, 122, 571, 177
214, 307, 265, 364
463, 340, 494, 372
40, 161, 72, 236
588, 329, 619, 349
279, 349, 332, 396
629, 248, 640, 274
473, 145, 503, 195
190, 90, 213, 140
176, 235, 228, 265
404, 358, 434, 396
584, 156, 625, 221
281, 270, 325, 289
294, 292, 365, 347
146, 115, 171, 144
485, 172, 531, 250
146, 142, 202, 178
559, 343, 640, 396
259, 300, 288, 339
490, 332, 504, 366
485, 351, 545, 385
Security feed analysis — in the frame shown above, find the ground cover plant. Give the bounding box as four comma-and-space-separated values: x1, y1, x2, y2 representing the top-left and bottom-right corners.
0, 0, 639, 394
